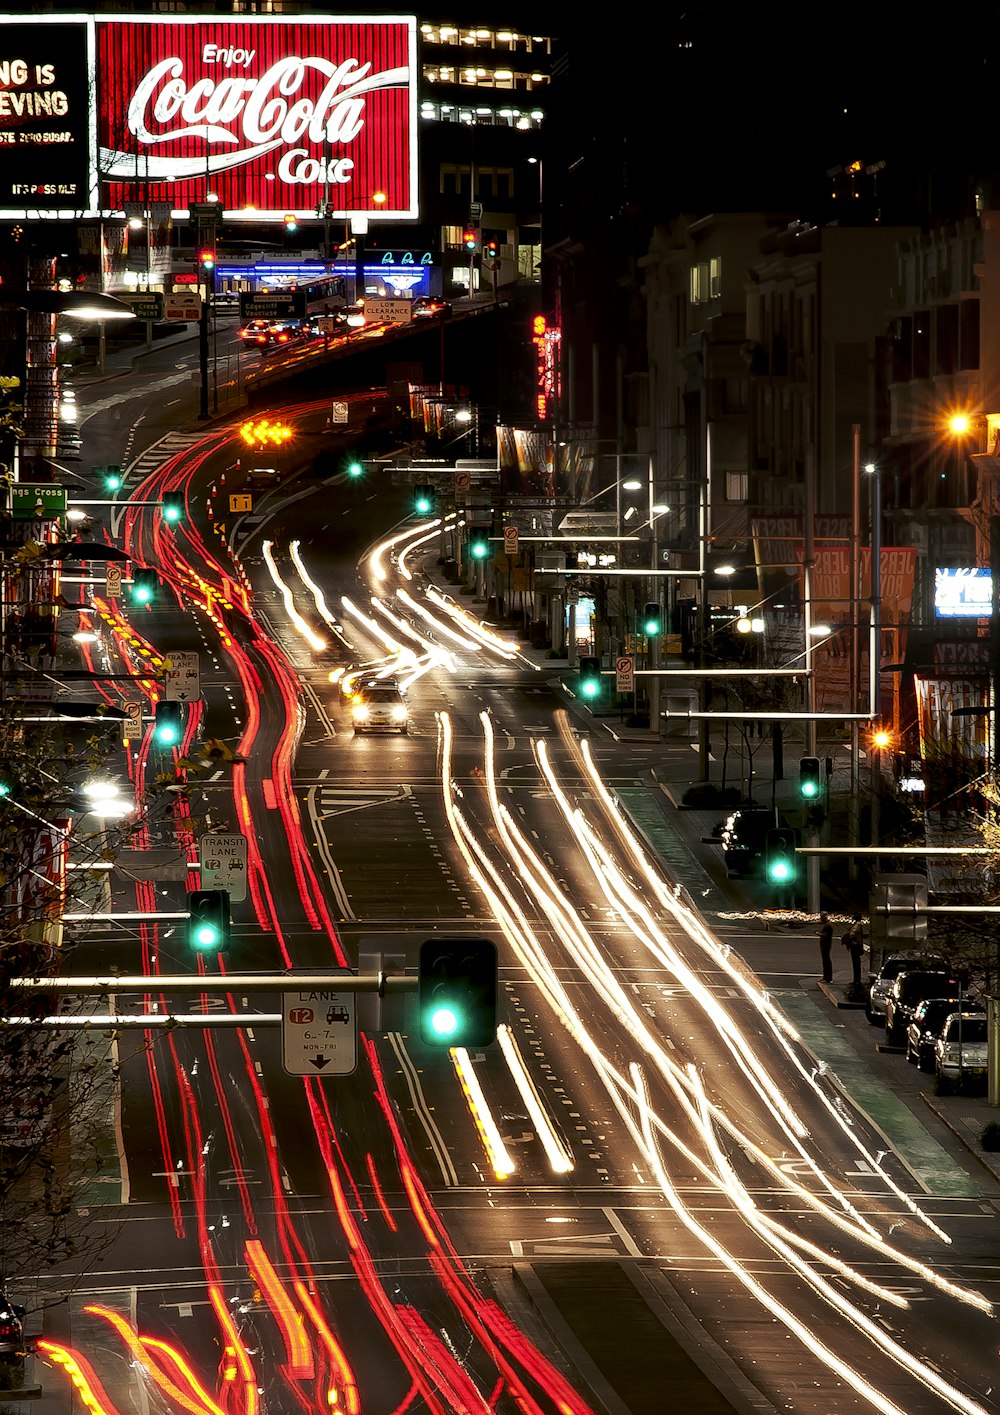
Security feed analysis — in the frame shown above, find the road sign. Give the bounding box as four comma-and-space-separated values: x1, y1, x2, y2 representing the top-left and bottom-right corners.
122, 701, 143, 740
11, 484, 67, 520
365, 297, 414, 324
163, 650, 200, 703
616, 655, 635, 693
105, 564, 123, 597
503, 525, 519, 556
164, 292, 202, 322
229, 493, 252, 513
331, 401, 349, 424
119, 292, 164, 322
469, 201, 483, 220
238, 292, 299, 321
199, 832, 248, 902
281, 984, 357, 1076
455, 470, 471, 492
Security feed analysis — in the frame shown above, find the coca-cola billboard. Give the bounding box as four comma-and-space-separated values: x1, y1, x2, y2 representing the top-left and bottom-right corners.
95, 15, 417, 220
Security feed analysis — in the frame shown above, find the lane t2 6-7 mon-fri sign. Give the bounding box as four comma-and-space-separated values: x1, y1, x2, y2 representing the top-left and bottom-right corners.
281, 984, 357, 1076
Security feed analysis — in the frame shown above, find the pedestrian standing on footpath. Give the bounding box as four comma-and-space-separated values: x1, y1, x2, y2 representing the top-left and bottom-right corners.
818, 912, 834, 983
843, 915, 865, 987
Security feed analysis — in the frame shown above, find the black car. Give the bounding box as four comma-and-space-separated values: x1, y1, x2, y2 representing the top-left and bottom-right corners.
905, 996, 983, 1071
866, 951, 946, 1026
719, 809, 774, 877
884, 969, 963, 1047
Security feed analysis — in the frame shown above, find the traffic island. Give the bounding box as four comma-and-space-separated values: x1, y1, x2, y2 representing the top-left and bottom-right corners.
817, 980, 867, 1009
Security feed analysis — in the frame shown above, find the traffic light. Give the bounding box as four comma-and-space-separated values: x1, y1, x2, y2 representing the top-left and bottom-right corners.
153, 699, 183, 747
484, 238, 499, 260
462, 225, 480, 253
186, 889, 231, 954
198, 248, 215, 273
345, 459, 364, 479
413, 483, 436, 516
130, 568, 159, 606
641, 601, 663, 637
765, 827, 798, 887
469, 530, 490, 560
419, 937, 497, 1047
798, 756, 822, 800
284, 213, 298, 235
101, 465, 122, 493
578, 656, 602, 700
161, 491, 183, 524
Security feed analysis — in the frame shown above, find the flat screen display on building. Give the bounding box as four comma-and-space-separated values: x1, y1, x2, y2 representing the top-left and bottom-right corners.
934, 566, 992, 618
0, 18, 94, 213
95, 15, 417, 221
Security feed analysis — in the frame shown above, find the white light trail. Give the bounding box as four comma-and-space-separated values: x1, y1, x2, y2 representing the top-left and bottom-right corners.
289, 541, 352, 645
261, 541, 326, 653
496, 1024, 574, 1174
435, 709, 994, 1411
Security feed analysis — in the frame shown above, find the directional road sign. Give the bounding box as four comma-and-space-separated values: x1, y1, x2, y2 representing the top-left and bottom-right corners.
164, 291, 202, 322
281, 985, 357, 1076
199, 833, 248, 902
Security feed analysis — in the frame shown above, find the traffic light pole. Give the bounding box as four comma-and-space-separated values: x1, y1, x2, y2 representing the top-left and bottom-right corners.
198, 297, 210, 420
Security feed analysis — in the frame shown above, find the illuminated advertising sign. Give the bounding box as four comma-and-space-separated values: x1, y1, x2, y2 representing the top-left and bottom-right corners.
0, 18, 93, 212
934, 566, 992, 618
95, 15, 417, 220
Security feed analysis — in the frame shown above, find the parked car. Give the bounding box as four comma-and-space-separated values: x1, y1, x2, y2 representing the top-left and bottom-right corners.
351, 682, 408, 734
935, 1011, 989, 1086
884, 969, 963, 1047
719, 808, 773, 877
411, 295, 451, 319
866, 951, 945, 1026
905, 997, 983, 1071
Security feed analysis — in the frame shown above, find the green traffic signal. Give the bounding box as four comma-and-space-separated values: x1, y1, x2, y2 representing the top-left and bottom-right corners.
186, 889, 231, 954
641, 601, 663, 637
765, 828, 797, 886
346, 460, 364, 479
798, 756, 821, 799
419, 937, 497, 1048
130, 568, 159, 606
469, 533, 490, 560
102, 466, 122, 493
578, 656, 602, 700
161, 491, 184, 524
153, 700, 183, 747
414, 483, 436, 516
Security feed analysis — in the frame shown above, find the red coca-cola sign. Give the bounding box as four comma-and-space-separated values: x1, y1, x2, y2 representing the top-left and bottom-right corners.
95, 15, 416, 219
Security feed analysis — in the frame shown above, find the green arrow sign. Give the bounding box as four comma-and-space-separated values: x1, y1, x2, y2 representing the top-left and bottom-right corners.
120, 292, 164, 322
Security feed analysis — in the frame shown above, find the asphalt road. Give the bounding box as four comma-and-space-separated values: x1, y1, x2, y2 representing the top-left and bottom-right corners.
17, 344, 1000, 1415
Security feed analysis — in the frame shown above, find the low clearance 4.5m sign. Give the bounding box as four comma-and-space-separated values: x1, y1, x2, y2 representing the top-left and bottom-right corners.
96, 15, 417, 220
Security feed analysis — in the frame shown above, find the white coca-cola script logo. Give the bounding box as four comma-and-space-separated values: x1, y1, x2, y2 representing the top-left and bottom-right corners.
101, 52, 409, 184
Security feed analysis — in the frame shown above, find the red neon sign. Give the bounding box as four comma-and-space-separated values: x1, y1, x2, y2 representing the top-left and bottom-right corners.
531, 313, 560, 422
95, 17, 417, 219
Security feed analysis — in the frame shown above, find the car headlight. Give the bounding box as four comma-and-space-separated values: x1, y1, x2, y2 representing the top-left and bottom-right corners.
352, 705, 369, 722
391, 706, 407, 723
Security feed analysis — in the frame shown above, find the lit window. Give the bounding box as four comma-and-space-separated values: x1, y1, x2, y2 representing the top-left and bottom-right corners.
710, 256, 722, 298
